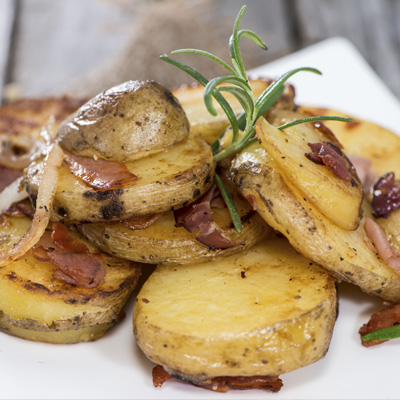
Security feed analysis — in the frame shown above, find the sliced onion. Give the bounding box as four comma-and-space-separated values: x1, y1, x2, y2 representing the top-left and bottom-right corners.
0, 116, 54, 170
0, 133, 43, 170
364, 217, 400, 275
0, 177, 29, 213
0, 143, 64, 267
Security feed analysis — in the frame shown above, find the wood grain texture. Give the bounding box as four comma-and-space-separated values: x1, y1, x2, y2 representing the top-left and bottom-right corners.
294, 0, 400, 96
2, 0, 400, 99
0, 0, 16, 103
8, 0, 133, 97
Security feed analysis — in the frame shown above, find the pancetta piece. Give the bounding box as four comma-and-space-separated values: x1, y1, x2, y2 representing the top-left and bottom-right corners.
122, 213, 169, 230
359, 303, 400, 347
51, 251, 105, 288
306, 142, 353, 182
174, 185, 243, 249
63, 150, 137, 190
364, 217, 400, 275
152, 365, 283, 392
3, 199, 35, 219
372, 172, 400, 218
32, 222, 106, 288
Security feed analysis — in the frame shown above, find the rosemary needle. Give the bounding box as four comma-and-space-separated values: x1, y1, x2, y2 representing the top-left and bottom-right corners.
161, 5, 351, 232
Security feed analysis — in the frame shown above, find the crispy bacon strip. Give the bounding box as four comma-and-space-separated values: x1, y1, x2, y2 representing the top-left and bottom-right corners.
174, 185, 243, 250
359, 303, 400, 347
312, 121, 343, 149
152, 365, 172, 388
51, 251, 105, 288
364, 218, 400, 275
306, 142, 352, 182
63, 150, 137, 190
175, 185, 218, 229
32, 222, 106, 288
51, 221, 89, 253
196, 221, 243, 249
372, 172, 400, 218
152, 365, 283, 392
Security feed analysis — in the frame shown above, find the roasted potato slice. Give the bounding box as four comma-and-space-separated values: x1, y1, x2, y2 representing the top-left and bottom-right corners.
257, 110, 363, 231
0, 215, 141, 344
0, 96, 87, 137
297, 106, 400, 176
0, 96, 87, 177
57, 81, 189, 162
24, 134, 215, 223
133, 237, 337, 382
231, 142, 400, 302
172, 78, 295, 144
79, 192, 270, 265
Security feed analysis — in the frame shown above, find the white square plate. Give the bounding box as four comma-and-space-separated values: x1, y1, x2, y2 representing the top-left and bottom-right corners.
2, 37, 400, 400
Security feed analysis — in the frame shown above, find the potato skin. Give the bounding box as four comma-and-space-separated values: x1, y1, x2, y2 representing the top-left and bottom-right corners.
133, 238, 337, 380
0, 215, 141, 344
25, 135, 215, 223
57, 80, 190, 162
231, 142, 400, 302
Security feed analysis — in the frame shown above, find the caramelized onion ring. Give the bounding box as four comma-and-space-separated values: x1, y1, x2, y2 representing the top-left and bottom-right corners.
0, 143, 64, 266
0, 134, 42, 170
364, 217, 400, 275
0, 177, 28, 213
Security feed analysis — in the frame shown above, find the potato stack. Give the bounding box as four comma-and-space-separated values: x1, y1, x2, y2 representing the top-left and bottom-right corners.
0, 79, 341, 392
0, 95, 142, 343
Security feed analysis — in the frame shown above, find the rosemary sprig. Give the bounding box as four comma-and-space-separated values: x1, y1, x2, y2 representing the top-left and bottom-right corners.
161, 5, 352, 232
214, 173, 242, 232
277, 115, 353, 130
362, 325, 400, 343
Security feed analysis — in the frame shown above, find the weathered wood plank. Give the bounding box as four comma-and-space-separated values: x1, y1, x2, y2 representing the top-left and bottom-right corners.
0, 0, 16, 103
5, 0, 400, 100
67, 0, 295, 95
294, 0, 400, 97
9, 0, 134, 97
6, 0, 294, 97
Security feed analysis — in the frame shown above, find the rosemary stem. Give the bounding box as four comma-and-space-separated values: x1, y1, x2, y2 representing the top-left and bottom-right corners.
214, 125, 255, 162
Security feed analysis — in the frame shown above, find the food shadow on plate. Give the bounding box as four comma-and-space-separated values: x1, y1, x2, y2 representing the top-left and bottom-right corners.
337, 281, 385, 315
87, 263, 157, 369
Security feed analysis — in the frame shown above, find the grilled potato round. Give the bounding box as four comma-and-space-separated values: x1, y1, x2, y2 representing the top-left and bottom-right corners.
79, 193, 270, 265
297, 106, 400, 176
57, 80, 190, 162
0, 215, 141, 344
24, 134, 215, 223
258, 109, 363, 231
231, 141, 400, 302
133, 237, 337, 381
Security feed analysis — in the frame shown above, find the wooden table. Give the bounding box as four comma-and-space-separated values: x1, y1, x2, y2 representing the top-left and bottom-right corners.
1, 0, 399, 102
